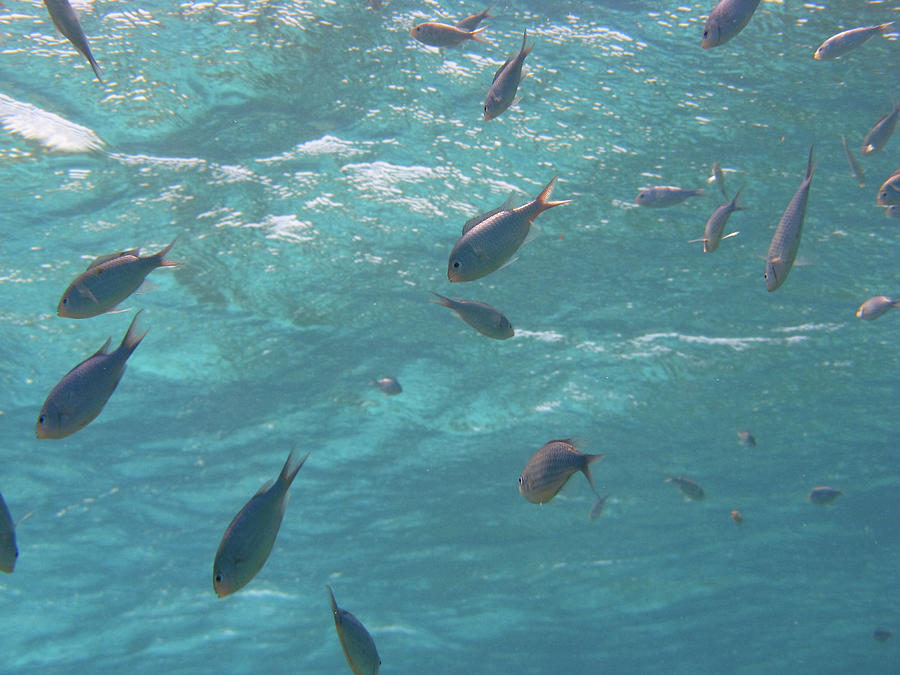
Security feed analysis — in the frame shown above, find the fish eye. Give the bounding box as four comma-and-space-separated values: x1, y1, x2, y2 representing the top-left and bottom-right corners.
38, 415, 45, 424
215, 573, 222, 583
62, 297, 68, 305
517, 476, 523, 485
453, 261, 460, 268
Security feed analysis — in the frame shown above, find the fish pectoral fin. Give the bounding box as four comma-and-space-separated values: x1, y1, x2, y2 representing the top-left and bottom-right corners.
76, 281, 100, 305
688, 237, 708, 244
495, 256, 519, 272
721, 231, 740, 240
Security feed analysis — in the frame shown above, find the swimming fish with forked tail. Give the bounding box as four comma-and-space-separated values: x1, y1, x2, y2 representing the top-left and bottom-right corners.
690, 186, 743, 252
518, 439, 605, 505
43, 0, 103, 82
861, 102, 899, 156
765, 146, 815, 292
813, 23, 894, 60
430, 293, 513, 339
410, 22, 487, 48
701, 0, 762, 48
635, 186, 703, 207
483, 30, 533, 121
327, 586, 382, 675
856, 296, 900, 320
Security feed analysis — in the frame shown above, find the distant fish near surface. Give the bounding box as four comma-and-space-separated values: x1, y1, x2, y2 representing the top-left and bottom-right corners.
765, 146, 815, 292
855, 295, 900, 320
36, 311, 146, 440
447, 176, 570, 282
213, 450, 309, 597
813, 23, 894, 60
635, 186, 703, 208
730, 509, 743, 524
43, 0, 103, 83
701, 0, 762, 48
840, 134, 865, 188
665, 475, 705, 501
588, 494, 609, 521
327, 586, 382, 675
861, 102, 899, 156
455, 4, 494, 32
0, 490, 17, 573
873, 627, 893, 643
57, 238, 179, 318
690, 186, 743, 253
518, 439, 605, 505
876, 170, 900, 206
709, 161, 727, 198
410, 22, 486, 48
429, 292, 513, 339
736, 430, 756, 447
808, 486, 842, 505
370, 377, 402, 395
483, 30, 533, 121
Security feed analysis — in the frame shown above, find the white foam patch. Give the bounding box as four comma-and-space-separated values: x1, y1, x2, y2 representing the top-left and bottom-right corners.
0, 94, 103, 153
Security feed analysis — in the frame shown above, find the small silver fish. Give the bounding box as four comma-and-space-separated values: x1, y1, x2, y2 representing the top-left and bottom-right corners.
37, 311, 146, 439
518, 439, 605, 505
856, 296, 900, 320
765, 146, 815, 292
813, 23, 894, 60
213, 449, 309, 597
410, 22, 486, 48
327, 586, 382, 675
455, 4, 493, 32
876, 170, 900, 206
709, 161, 727, 198
701, 0, 762, 49
0, 490, 17, 574
447, 176, 570, 282
635, 186, 703, 208
43, 0, 103, 82
690, 186, 743, 253
370, 377, 402, 395
483, 30, 533, 121
808, 486, 842, 505
840, 135, 865, 188
666, 475, 705, 501
588, 494, 609, 521
58, 238, 179, 318
429, 292, 513, 340
861, 102, 899, 156
736, 430, 756, 447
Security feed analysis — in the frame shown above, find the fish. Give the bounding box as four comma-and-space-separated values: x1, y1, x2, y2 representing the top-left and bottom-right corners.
57, 238, 179, 318
483, 30, 533, 121
0, 490, 17, 574
370, 377, 402, 395
887, 205, 900, 220
701, 0, 762, 49
808, 486, 842, 505
736, 430, 756, 447
840, 134, 865, 188
765, 146, 815, 292
665, 475, 705, 501
873, 627, 893, 643
876, 170, 900, 206
855, 296, 900, 320
588, 494, 609, 521
813, 23, 894, 60
327, 586, 382, 675
455, 4, 493, 32
36, 311, 147, 439
690, 186, 743, 253
43, 0, 103, 83
447, 176, 570, 282
518, 439, 605, 505
213, 449, 309, 597
730, 509, 743, 525
709, 161, 727, 198
429, 292, 513, 340
861, 102, 899, 156
410, 22, 487, 48
635, 186, 703, 208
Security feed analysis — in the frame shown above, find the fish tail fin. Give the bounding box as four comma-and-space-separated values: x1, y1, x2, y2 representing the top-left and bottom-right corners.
581, 453, 606, 491
154, 237, 181, 267
892, 298, 900, 308
119, 309, 147, 357
520, 29, 535, 58
731, 185, 745, 209
534, 176, 572, 215
877, 22, 894, 34
428, 291, 452, 307
469, 26, 489, 44
692, 188, 704, 197
281, 447, 310, 491
88, 55, 103, 84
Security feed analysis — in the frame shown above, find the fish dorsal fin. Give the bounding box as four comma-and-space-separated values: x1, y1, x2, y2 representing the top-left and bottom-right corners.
254, 479, 275, 497
87, 249, 140, 270
462, 193, 516, 234
92, 337, 113, 357
492, 56, 513, 83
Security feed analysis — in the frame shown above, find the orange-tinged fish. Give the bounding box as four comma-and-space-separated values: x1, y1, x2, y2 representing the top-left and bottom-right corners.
665, 475, 705, 501
518, 439, 605, 505
730, 509, 743, 525
43, 0, 103, 83
327, 586, 382, 675
429, 292, 513, 339
410, 22, 486, 48
0, 490, 17, 573
808, 486, 842, 505
856, 296, 900, 320
737, 430, 756, 447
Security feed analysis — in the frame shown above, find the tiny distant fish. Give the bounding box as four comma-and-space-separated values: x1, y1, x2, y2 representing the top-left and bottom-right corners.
808, 486, 842, 505
861, 102, 899, 156
708, 161, 727, 198
635, 186, 703, 208
0, 490, 17, 574
455, 4, 494, 32
43, 0, 103, 83
430, 292, 513, 340
840, 135, 865, 188
588, 494, 609, 521
886, 205, 900, 220
730, 509, 743, 525
813, 23, 894, 60
37, 311, 146, 439
213, 449, 309, 597
58, 238, 179, 318
765, 146, 815, 292
876, 170, 900, 206
873, 627, 893, 643
327, 586, 382, 675
483, 30, 533, 121
410, 22, 487, 48
367, 0, 382, 9
518, 439, 605, 505
665, 475, 705, 501
701, 0, 762, 49
737, 430, 756, 447
370, 377, 402, 395
448, 176, 570, 282
855, 296, 900, 320
690, 186, 743, 253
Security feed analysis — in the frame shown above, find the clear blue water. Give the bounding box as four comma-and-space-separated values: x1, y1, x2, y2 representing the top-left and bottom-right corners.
1, 0, 898, 672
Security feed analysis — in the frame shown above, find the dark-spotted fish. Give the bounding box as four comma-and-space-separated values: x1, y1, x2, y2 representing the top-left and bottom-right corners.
327, 586, 381, 675
856, 296, 899, 320
840, 134, 865, 188
0, 490, 17, 573
410, 22, 486, 48
43, 0, 103, 82
765, 146, 815, 292
808, 486, 842, 505
430, 293, 513, 339
861, 102, 899, 156
635, 186, 703, 208
701, 0, 762, 48
690, 186, 743, 253
483, 30, 533, 121
814, 23, 894, 60
665, 475, 705, 501
518, 439, 605, 505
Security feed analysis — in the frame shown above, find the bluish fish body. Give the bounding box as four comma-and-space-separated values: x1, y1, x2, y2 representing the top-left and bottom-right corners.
635, 186, 703, 208
0, 491, 17, 574
43, 0, 103, 82
518, 439, 605, 505
861, 102, 899, 156
813, 23, 894, 60
701, 0, 762, 48
327, 586, 381, 675
483, 30, 533, 121
765, 146, 815, 292
691, 186, 743, 252
808, 486, 842, 505
430, 292, 513, 339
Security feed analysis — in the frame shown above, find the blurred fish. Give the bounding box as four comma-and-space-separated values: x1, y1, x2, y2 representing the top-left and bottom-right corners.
0, 490, 17, 573
808, 486, 842, 505
588, 494, 609, 521
665, 475, 705, 501
57, 238, 179, 318
840, 135, 865, 188
635, 186, 703, 208
701, 0, 762, 48
410, 22, 486, 48
367, 0, 382, 9
483, 30, 533, 121
690, 186, 743, 252
736, 430, 756, 447
455, 4, 493, 32
36, 311, 146, 439
327, 586, 382, 675
213, 450, 309, 597
765, 146, 815, 292
448, 176, 570, 282
708, 161, 727, 198
370, 377, 402, 395
861, 102, 899, 156
730, 509, 743, 525
43, 0, 103, 83
873, 627, 893, 643
429, 292, 513, 339
518, 439, 605, 505
855, 295, 899, 320
813, 23, 894, 60
876, 170, 900, 206
886, 205, 900, 220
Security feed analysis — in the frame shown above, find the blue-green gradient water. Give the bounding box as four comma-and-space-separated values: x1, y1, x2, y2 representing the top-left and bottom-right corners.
1, 0, 898, 672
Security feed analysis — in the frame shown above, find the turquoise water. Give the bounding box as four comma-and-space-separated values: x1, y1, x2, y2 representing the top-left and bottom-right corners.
1, 0, 899, 671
